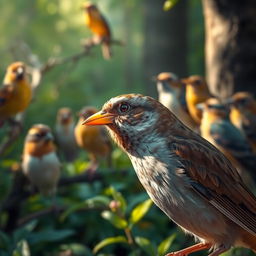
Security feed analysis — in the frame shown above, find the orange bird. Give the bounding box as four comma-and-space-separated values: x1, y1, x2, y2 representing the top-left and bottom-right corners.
228, 92, 256, 152
82, 2, 112, 60
83, 94, 256, 255
74, 106, 112, 173
182, 75, 211, 124
0, 62, 32, 125
22, 124, 61, 196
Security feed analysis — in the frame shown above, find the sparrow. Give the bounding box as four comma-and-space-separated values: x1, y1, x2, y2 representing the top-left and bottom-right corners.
156, 72, 197, 131
82, 2, 112, 60
182, 75, 211, 124
0, 62, 32, 125
55, 107, 78, 162
22, 124, 61, 196
83, 94, 256, 255
228, 92, 256, 152
74, 106, 112, 172
199, 97, 256, 186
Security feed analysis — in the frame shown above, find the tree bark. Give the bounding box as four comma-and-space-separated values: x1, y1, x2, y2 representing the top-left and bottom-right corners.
203, 0, 256, 99
143, 0, 188, 97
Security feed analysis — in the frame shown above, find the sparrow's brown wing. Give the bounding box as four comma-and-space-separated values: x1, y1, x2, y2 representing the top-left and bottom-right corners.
171, 136, 256, 236
0, 85, 14, 106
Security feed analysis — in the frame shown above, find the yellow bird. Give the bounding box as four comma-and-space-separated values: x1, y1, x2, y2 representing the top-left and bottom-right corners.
182, 75, 211, 124
82, 2, 112, 60
75, 106, 112, 173
0, 62, 32, 125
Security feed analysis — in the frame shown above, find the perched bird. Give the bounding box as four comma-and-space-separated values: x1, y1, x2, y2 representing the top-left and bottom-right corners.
156, 72, 197, 131
55, 107, 78, 162
0, 62, 32, 125
22, 124, 61, 196
83, 94, 256, 255
228, 92, 256, 152
82, 2, 112, 60
199, 98, 256, 186
74, 106, 112, 172
182, 75, 211, 124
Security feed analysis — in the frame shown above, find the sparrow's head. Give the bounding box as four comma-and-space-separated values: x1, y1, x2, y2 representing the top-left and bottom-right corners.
57, 107, 73, 125
155, 72, 181, 91
182, 75, 208, 94
82, 2, 98, 12
198, 98, 229, 119
228, 92, 256, 112
4, 62, 26, 85
80, 106, 98, 119
82, 94, 178, 151
26, 124, 54, 144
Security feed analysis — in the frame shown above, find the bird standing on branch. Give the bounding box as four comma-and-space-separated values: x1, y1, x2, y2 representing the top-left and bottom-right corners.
156, 72, 197, 131
82, 2, 112, 60
22, 124, 61, 197
55, 107, 78, 162
0, 62, 32, 126
83, 94, 256, 256
75, 106, 112, 174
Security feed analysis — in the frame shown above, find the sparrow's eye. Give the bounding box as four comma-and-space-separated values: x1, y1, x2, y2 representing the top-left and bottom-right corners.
118, 103, 130, 113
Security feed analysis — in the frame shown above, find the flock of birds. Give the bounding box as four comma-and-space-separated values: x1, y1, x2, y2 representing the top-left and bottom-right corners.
1, 2, 256, 256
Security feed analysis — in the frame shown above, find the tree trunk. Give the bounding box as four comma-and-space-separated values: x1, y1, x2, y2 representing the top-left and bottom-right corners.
203, 0, 256, 99
143, 0, 188, 97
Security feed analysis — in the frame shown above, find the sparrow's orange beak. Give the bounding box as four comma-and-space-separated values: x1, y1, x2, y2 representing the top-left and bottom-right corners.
82, 111, 115, 126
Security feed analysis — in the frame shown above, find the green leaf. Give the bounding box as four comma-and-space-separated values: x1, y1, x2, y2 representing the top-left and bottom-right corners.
60, 195, 110, 221
93, 236, 128, 254
12, 240, 30, 256
135, 236, 156, 256
129, 199, 153, 226
0, 231, 11, 250
163, 0, 179, 11
157, 234, 176, 256
101, 211, 128, 229
28, 229, 74, 245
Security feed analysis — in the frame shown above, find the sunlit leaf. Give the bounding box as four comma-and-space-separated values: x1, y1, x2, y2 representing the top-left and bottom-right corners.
101, 211, 128, 229
163, 0, 179, 11
93, 236, 128, 254
60, 195, 110, 221
157, 234, 176, 256
129, 199, 153, 226
12, 240, 30, 256
135, 236, 156, 256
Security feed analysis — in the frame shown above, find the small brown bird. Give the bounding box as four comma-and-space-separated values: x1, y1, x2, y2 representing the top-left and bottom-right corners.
182, 75, 211, 124
83, 94, 256, 255
228, 92, 256, 152
82, 2, 112, 60
156, 72, 197, 131
22, 124, 61, 196
199, 98, 256, 186
55, 107, 78, 162
74, 106, 112, 173
0, 62, 32, 125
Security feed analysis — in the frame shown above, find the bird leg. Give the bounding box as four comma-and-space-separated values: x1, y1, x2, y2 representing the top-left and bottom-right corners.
208, 244, 229, 256
165, 242, 211, 256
